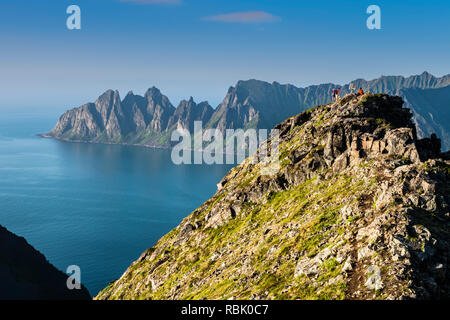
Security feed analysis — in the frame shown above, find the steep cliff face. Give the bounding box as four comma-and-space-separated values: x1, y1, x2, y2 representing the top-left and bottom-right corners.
50, 89, 128, 142
143, 87, 176, 133
206, 80, 307, 132
400, 86, 450, 151
46, 72, 450, 150
0, 225, 91, 300
96, 94, 450, 300
47, 88, 178, 145
167, 97, 214, 133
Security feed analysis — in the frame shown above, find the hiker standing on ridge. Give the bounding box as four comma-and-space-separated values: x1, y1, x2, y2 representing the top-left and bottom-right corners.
332, 89, 336, 101
357, 88, 364, 96
336, 88, 340, 100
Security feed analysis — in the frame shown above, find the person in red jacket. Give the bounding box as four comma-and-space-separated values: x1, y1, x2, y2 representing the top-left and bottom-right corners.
357, 88, 364, 96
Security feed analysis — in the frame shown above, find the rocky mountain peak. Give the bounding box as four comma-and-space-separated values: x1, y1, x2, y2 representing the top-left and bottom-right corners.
275, 94, 442, 170
96, 89, 119, 105
177, 97, 196, 110
166, 97, 214, 133
96, 93, 449, 300
145, 86, 161, 96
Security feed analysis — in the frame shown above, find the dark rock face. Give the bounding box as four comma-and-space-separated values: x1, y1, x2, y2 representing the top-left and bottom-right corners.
46, 72, 450, 150
96, 94, 450, 300
0, 225, 91, 300
400, 85, 450, 150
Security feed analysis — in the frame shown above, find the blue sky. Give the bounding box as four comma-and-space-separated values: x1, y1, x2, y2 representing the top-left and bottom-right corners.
0, 0, 449, 110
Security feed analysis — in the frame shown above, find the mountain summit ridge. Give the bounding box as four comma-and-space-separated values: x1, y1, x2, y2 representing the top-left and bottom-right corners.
95, 93, 450, 300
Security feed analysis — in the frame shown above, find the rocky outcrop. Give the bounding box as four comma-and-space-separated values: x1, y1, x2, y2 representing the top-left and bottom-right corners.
45, 72, 450, 151
95, 93, 450, 300
0, 225, 91, 300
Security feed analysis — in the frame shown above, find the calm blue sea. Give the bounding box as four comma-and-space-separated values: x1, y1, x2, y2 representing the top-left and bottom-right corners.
0, 109, 233, 296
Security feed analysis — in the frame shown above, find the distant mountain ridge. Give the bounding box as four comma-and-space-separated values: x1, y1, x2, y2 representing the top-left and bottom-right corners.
45, 72, 450, 150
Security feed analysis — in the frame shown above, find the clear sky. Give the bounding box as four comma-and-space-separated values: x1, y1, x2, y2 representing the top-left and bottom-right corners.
0, 0, 449, 110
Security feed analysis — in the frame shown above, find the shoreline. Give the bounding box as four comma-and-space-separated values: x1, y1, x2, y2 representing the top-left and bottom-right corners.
37, 133, 172, 151
36, 134, 252, 157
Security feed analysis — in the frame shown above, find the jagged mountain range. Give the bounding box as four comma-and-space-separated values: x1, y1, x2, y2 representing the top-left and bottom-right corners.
45, 72, 450, 150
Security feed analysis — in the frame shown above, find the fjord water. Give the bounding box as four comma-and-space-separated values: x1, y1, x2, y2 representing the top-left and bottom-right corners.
0, 109, 233, 295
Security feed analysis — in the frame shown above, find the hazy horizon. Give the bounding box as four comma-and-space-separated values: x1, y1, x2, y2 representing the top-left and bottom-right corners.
2, 71, 449, 114
1, 0, 449, 109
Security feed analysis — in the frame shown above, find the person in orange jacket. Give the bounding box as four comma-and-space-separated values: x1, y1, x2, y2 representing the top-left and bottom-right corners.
357, 88, 364, 96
